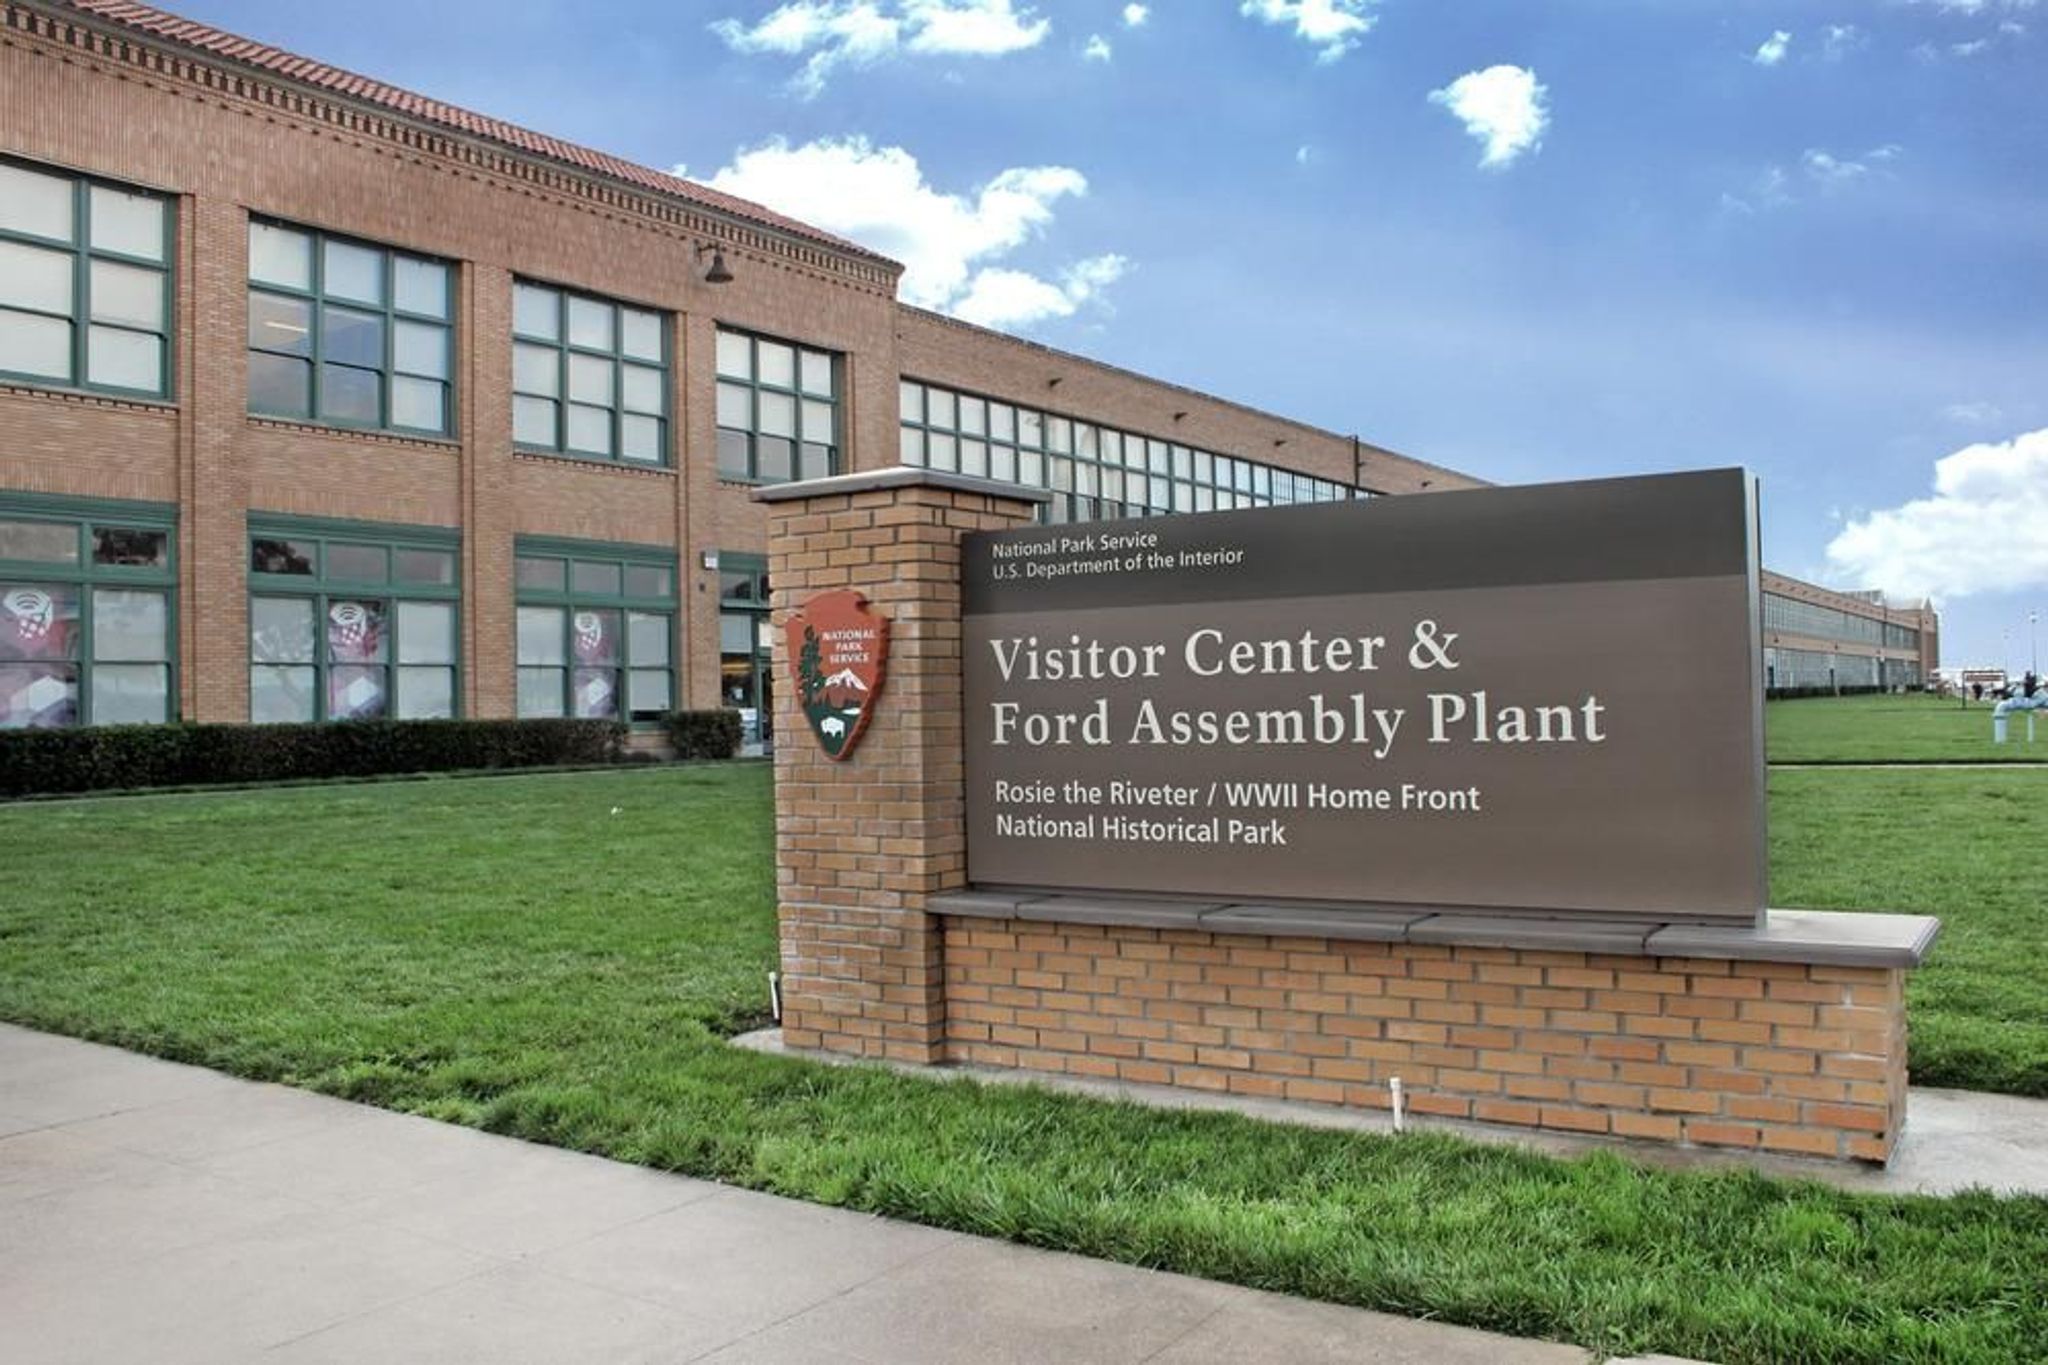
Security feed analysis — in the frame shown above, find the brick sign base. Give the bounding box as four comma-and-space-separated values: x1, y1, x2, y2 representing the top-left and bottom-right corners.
940, 918, 1905, 1162
758, 470, 1932, 1165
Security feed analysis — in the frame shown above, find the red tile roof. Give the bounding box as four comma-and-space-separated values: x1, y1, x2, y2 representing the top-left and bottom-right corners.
46, 0, 898, 269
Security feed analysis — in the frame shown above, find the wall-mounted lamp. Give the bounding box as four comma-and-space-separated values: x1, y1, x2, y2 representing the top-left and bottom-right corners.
1046, 376, 1063, 389
700, 550, 720, 571
1272, 437, 1288, 448
695, 242, 735, 285
1172, 410, 1187, 422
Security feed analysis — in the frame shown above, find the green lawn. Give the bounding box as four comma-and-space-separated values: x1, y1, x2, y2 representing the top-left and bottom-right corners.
1771, 766, 2048, 1098
3, 767, 2046, 1364
1768, 692, 2048, 764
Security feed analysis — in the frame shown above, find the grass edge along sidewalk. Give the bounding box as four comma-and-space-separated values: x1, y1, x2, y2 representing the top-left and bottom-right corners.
3, 767, 2046, 1365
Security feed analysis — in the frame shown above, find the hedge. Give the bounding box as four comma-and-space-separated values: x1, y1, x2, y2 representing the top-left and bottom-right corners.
0, 717, 627, 799
1766, 685, 1895, 701
664, 709, 743, 761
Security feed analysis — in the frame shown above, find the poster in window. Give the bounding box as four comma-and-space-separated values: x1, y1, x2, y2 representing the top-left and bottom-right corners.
326, 600, 388, 720
0, 662, 78, 728
327, 599, 386, 663
573, 667, 617, 718
572, 609, 618, 664
329, 665, 388, 720
1, 585, 80, 662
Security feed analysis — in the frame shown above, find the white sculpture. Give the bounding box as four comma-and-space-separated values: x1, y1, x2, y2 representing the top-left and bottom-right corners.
1993, 692, 2045, 744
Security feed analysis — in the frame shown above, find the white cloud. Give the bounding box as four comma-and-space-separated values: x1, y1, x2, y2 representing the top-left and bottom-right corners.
1122, 3, 1148, 27
1905, 0, 2038, 13
712, 0, 1048, 95
1801, 145, 1901, 190
1827, 428, 2048, 599
1752, 30, 1791, 65
1943, 401, 2006, 424
1238, 0, 1379, 63
1723, 147, 1899, 214
1295, 144, 1313, 165
1719, 164, 1794, 216
1083, 32, 1112, 60
1802, 148, 1869, 186
902, 0, 1048, 55
703, 136, 1122, 329
1951, 36, 1993, 54
712, 2, 897, 95
1821, 23, 1865, 60
1428, 65, 1550, 169
954, 254, 1128, 328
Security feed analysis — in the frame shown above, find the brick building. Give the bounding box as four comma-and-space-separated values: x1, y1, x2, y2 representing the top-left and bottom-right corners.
0, 0, 1476, 739
1760, 569, 1939, 695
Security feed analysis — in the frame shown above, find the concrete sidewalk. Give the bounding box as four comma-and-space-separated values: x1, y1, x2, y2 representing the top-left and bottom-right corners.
0, 1024, 1678, 1365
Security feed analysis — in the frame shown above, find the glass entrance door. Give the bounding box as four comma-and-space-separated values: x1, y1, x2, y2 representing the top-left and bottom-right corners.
719, 555, 772, 750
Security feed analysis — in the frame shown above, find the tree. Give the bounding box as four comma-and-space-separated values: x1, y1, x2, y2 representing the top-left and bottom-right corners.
798, 626, 825, 706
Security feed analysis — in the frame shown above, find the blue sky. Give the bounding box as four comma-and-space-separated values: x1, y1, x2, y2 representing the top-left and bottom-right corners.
173, 0, 2048, 672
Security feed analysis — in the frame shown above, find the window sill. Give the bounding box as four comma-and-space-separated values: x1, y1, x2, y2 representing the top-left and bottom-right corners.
0, 380, 177, 415
247, 415, 461, 451
716, 474, 822, 490
514, 449, 676, 477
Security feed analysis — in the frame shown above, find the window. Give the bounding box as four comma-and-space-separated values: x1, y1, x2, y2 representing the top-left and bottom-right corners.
715, 328, 838, 483
898, 380, 1358, 525
247, 518, 460, 722
1762, 593, 1883, 648
719, 555, 773, 743
247, 220, 453, 436
513, 540, 676, 722
0, 494, 176, 728
0, 159, 171, 399
511, 281, 668, 465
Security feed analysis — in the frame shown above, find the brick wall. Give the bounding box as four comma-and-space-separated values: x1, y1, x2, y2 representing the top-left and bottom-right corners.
943, 919, 1909, 1162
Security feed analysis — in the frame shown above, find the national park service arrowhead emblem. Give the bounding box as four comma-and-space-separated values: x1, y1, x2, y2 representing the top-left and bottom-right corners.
786, 590, 890, 761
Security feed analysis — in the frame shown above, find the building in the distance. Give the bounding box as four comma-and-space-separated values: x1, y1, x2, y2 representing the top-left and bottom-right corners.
1760, 569, 1939, 696
0, 0, 1479, 740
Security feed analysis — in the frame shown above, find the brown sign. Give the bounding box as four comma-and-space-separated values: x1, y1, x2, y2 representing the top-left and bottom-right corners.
961, 469, 1766, 923
786, 590, 890, 761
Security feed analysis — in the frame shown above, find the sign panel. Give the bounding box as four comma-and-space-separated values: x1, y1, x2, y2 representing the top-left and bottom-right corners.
962, 469, 1765, 923
786, 589, 890, 761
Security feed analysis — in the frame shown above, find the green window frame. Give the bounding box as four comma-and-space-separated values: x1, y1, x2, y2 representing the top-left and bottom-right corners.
715, 327, 839, 485
513, 537, 677, 724
511, 280, 670, 465
897, 380, 1360, 526
0, 157, 173, 400
246, 218, 455, 437
717, 553, 773, 740
247, 514, 462, 723
0, 491, 178, 729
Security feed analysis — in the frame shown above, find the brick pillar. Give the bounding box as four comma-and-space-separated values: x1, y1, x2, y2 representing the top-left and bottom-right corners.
759, 470, 1043, 1062
184, 193, 253, 723
463, 267, 516, 719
